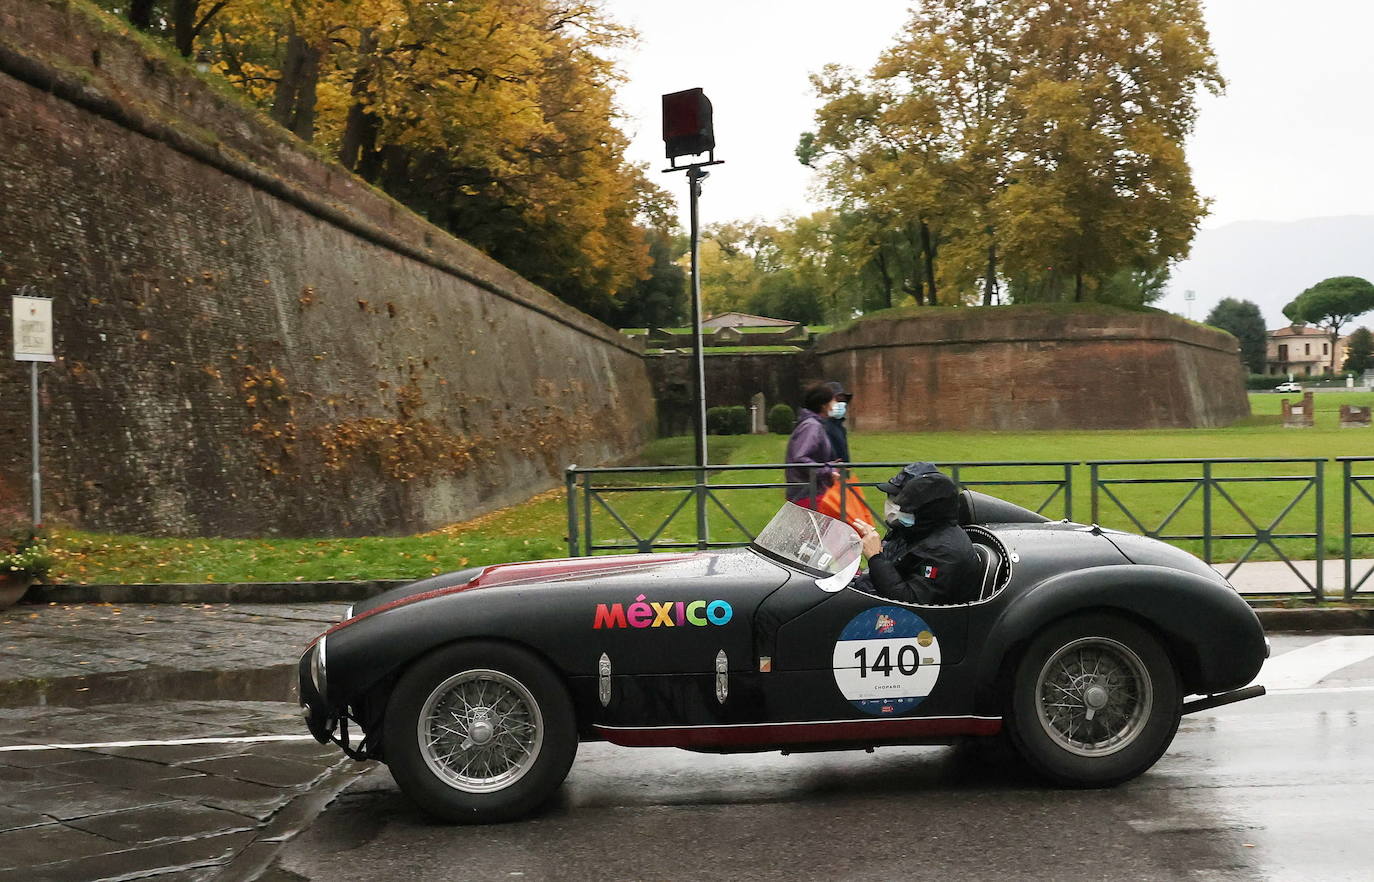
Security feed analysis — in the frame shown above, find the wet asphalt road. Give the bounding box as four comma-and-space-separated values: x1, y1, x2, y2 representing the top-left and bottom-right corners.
270, 635, 1374, 882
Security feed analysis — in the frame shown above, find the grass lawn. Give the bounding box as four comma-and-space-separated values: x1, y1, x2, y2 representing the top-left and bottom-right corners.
44, 393, 1374, 584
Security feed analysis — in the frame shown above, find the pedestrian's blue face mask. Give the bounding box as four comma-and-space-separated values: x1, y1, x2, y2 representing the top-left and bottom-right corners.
830, 401, 848, 419
884, 498, 915, 528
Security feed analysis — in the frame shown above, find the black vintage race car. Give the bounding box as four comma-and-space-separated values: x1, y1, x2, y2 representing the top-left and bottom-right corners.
298, 493, 1268, 823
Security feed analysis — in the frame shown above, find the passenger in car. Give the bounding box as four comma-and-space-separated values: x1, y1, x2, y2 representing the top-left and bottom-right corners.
851, 462, 980, 605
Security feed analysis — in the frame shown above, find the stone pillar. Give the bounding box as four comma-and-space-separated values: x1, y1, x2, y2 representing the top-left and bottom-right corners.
1283, 391, 1314, 428
750, 392, 767, 433
1340, 405, 1371, 428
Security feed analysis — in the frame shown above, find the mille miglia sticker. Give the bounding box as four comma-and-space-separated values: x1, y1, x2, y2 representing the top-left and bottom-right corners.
593, 594, 734, 629
832, 605, 941, 715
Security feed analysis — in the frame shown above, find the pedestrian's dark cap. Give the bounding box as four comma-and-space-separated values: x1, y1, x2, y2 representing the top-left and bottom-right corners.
825, 380, 852, 402
876, 461, 938, 495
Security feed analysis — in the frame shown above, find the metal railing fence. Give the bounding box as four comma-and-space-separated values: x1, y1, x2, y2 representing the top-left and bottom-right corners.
564, 461, 1073, 557
1088, 458, 1325, 601
563, 457, 1374, 602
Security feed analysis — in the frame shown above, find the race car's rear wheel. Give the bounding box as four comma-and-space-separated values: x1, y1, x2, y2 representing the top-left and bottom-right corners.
1006, 614, 1180, 787
384, 641, 577, 823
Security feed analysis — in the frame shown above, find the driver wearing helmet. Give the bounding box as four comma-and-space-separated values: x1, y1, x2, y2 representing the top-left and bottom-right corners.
851, 462, 979, 605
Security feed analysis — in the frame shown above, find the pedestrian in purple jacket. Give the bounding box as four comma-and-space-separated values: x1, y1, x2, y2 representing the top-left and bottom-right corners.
785, 383, 837, 508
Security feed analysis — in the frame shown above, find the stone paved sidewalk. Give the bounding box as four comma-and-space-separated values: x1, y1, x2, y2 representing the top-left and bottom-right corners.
0, 603, 370, 881
1, 603, 343, 682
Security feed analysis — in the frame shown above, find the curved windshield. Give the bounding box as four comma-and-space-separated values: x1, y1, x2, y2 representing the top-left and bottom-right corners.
752, 503, 863, 591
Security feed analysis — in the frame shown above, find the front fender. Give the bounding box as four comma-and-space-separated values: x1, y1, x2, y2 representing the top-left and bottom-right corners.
321, 584, 571, 708
972, 565, 1266, 714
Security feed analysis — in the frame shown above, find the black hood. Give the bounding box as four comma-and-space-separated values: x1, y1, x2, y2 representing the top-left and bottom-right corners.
892, 471, 961, 539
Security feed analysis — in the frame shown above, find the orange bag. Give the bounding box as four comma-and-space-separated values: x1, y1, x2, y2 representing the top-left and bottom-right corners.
815, 477, 875, 530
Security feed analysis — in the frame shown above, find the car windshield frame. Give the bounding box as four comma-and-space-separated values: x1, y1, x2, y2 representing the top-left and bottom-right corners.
750, 503, 863, 591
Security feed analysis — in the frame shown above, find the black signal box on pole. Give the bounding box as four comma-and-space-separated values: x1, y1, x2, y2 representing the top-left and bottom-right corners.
662, 88, 715, 164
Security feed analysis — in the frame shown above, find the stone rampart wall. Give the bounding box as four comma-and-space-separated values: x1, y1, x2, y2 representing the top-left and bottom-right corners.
815, 308, 1250, 432
646, 351, 820, 437
0, 0, 654, 536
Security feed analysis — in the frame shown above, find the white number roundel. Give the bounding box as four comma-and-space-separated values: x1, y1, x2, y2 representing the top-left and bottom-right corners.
832, 605, 941, 716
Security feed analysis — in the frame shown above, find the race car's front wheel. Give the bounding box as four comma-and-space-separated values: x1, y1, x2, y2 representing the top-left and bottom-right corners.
384, 641, 577, 823
1006, 614, 1180, 787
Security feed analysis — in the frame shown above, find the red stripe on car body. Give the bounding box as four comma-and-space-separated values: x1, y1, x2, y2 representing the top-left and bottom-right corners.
464, 554, 688, 590
593, 716, 1003, 748
309, 553, 696, 646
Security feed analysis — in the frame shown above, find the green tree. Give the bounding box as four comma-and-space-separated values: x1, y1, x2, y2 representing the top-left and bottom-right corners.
1205, 298, 1268, 374
102, 1, 675, 322
1283, 276, 1374, 373
1343, 326, 1374, 376
697, 212, 869, 325
100, 0, 234, 56
1001, 0, 1222, 301
801, 0, 1222, 306
697, 221, 772, 316
612, 231, 686, 329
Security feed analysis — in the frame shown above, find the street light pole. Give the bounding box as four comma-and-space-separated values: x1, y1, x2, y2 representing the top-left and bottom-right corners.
661, 88, 723, 550
687, 165, 708, 473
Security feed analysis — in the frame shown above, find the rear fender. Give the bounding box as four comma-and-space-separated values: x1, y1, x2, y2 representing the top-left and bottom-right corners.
971, 565, 1265, 715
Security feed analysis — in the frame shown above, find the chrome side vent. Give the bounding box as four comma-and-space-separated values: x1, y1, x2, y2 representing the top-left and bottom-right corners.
598, 653, 612, 707
715, 650, 728, 704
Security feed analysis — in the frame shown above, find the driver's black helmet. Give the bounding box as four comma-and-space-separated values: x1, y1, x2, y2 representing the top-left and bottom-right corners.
877, 462, 960, 523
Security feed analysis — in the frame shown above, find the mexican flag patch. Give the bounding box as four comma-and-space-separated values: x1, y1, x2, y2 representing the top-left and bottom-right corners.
923, 565, 939, 579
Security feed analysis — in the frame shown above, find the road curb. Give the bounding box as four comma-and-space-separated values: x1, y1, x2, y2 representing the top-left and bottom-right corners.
24, 580, 409, 604
1255, 607, 1374, 632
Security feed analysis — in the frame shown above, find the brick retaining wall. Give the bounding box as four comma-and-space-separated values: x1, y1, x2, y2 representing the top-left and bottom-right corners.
0, 0, 655, 536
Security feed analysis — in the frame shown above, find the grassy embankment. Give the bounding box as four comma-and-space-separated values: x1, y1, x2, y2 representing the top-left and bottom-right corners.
47, 393, 1374, 584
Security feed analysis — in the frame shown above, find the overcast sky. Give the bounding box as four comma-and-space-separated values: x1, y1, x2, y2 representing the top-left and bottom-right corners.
605, 0, 1374, 232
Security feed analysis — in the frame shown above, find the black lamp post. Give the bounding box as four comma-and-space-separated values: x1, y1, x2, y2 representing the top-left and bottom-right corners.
662, 88, 723, 550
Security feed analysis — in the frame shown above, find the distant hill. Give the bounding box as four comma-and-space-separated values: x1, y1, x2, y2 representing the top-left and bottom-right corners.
1158, 215, 1374, 330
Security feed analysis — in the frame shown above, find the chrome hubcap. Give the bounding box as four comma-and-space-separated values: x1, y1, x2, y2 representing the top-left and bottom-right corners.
418, 669, 543, 793
1035, 637, 1152, 757
469, 716, 494, 745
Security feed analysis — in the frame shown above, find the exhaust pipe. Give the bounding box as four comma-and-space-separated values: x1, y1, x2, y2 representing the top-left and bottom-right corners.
1182, 684, 1266, 715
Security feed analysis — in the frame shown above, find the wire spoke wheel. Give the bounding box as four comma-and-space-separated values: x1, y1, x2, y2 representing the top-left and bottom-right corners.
1034, 637, 1153, 758
418, 669, 544, 793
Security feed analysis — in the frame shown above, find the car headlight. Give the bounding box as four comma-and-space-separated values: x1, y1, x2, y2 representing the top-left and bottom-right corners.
311, 634, 328, 696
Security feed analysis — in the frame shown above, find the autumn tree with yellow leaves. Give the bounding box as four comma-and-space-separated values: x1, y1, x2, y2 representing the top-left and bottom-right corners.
801, 0, 1223, 307
102, 0, 680, 323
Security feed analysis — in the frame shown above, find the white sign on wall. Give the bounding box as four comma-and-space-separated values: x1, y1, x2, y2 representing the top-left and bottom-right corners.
12, 295, 54, 362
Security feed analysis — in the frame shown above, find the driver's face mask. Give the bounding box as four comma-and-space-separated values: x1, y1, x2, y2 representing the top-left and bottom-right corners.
830, 401, 847, 419
884, 498, 915, 528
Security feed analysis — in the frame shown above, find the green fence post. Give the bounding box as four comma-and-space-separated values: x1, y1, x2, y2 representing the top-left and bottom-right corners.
1315, 459, 1325, 603
582, 471, 593, 557
1202, 461, 1213, 565
839, 465, 849, 523
1064, 463, 1074, 522
1090, 463, 1099, 526
565, 465, 580, 557
696, 466, 710, 551
1345, 459, 1354, 602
